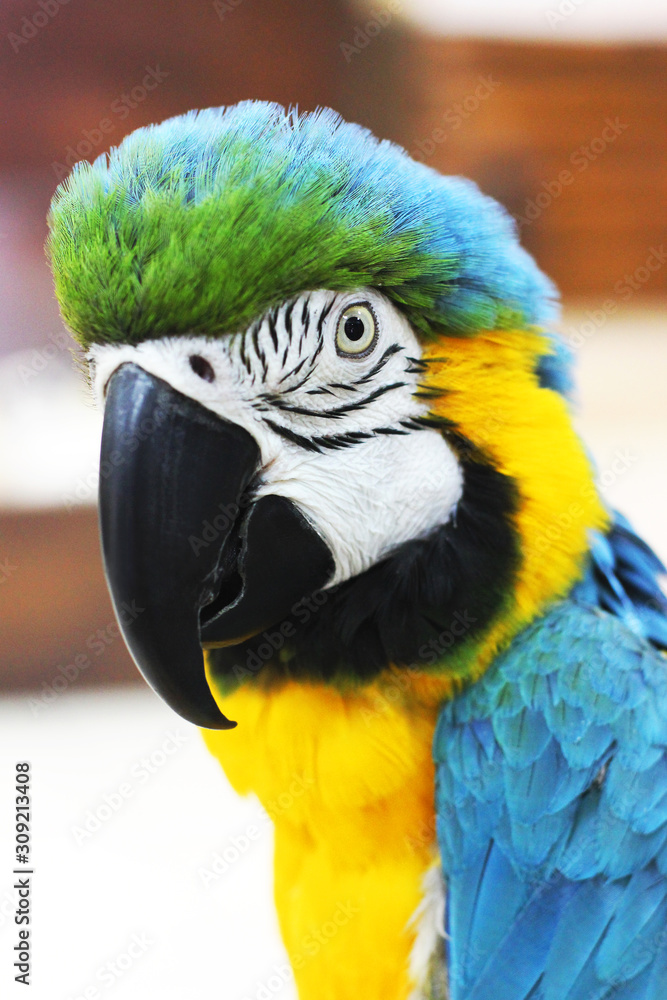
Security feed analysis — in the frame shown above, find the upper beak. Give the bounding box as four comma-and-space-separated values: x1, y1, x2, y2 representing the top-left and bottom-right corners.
99, 363, 334, 729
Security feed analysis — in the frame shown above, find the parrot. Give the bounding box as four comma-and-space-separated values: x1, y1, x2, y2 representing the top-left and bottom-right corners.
46, 101, 667, 1000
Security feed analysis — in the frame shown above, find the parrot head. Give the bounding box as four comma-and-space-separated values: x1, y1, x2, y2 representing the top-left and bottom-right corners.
47, 102, 606, 729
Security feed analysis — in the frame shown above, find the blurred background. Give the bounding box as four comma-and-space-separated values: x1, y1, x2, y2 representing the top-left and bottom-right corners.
0, 1, 665, 997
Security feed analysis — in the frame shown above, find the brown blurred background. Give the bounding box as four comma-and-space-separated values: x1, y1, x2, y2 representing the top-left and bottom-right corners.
1, 0, 665, 694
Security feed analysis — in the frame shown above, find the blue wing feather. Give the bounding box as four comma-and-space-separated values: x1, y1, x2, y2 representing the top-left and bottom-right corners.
435, 514, 667, 998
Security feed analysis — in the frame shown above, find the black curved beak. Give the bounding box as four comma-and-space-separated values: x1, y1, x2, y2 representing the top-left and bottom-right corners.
99, 364, 334, 729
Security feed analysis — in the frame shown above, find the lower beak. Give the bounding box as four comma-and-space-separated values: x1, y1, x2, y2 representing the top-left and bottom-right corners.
99, 364, 333, 729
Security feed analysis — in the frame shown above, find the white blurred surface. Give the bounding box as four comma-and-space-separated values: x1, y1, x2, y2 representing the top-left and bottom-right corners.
567, 304, 667, 563
0, 687, 293, 1000
0, 351, 101, 511
400, 0, 667, 42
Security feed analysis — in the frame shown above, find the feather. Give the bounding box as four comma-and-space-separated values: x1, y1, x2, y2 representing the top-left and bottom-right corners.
542, 878, 623, 1000
48, 102, 558, 355
435, 588, 667, 999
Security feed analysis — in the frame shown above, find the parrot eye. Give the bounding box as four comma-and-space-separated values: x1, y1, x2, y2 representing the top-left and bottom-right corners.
189, 355, 216, 382
335, 303, 377, 357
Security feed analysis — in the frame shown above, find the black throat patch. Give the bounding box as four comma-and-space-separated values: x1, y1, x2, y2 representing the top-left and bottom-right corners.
207, 439, 520, 690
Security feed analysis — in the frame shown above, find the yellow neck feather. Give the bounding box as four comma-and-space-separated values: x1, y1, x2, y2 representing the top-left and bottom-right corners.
405, 327, 608, 704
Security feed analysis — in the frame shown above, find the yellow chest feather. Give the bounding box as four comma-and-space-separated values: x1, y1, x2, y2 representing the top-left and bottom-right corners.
204, 677, 442, 1000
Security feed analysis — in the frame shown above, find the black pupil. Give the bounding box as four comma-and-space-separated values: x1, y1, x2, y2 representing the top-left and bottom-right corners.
344, 315, 366, 342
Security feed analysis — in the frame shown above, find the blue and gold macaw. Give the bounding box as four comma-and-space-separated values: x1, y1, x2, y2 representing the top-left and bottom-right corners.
48, 102, 667, 999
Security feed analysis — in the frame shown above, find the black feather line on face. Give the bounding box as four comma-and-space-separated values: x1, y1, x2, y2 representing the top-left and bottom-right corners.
317, 297, 335, 334
404, 356, 430, 375
267, 381, 407, 419
267, 308, 279, 351
250, 322, 267, 379
311, 329, 324, 364
277, 355, 308, 385
284, 369, 315, 393
284, 299, 295, 338
301, 295, 311, 330
239, 339, 252, 375
262, 417, 322, 453
207, 447, 520, 688
354, 343, 403, 384
261, 418, 427, 452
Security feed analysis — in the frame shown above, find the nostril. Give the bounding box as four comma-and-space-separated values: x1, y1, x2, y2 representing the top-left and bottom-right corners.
189, 355, 215, 382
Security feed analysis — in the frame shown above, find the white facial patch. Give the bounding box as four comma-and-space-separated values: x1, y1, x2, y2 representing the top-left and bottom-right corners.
91, 288, 463, 589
